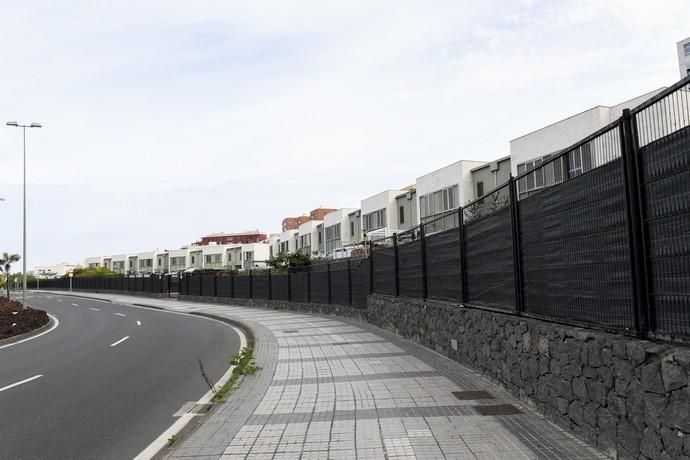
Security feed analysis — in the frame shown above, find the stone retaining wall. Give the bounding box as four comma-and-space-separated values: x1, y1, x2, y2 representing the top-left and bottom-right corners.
368, 294, 690, 460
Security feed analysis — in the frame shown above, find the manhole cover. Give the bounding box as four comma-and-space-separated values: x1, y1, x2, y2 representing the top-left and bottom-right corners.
473, 404, 522, 416
452, 390, 495, 400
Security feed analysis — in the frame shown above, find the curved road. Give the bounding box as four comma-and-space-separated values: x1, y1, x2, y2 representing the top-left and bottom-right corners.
0, 293, 241, 459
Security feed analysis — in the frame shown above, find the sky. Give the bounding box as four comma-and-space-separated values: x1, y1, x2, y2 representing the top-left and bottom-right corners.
0, 0, 688, 270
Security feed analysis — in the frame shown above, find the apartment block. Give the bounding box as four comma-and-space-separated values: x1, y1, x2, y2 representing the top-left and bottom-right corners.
195, 230, 267, 246
282, 206, 336, 231
416, 160, 486, 229
298, 220, 323, 257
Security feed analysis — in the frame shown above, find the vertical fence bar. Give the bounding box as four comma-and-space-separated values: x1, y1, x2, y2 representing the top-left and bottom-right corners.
347, 259, 353, 306
508, 177, 525, 314
186, 273, 190, 296
620, 109, 650, 337
268, 269, 273, 300
458, 207, 468, 304
420, 224, 428, 299
249, 270, 253, 299
393, 233, 400, 297
327, 262, 332, 304
214, 271, 218, 298
369, 240, 374, 295
231, 271, 235, 298
199, 273, 203, 298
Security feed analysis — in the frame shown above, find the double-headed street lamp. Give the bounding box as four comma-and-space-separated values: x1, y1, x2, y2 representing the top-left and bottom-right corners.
6, 121, 42, 308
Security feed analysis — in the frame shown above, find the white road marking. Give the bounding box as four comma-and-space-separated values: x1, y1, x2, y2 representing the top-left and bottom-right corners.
0, 374, 43, 393
135, 325, 247, 460
57, 299, 63, 302
0, 314, 60, 350
115, 313, 126, 317
90, 307, 100, 311
109, 336, 130, 347
71, 303, 79, 307
136, 321, 141, 326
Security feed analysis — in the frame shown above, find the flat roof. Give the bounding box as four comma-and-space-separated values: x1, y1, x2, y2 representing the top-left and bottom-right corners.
470, 155, 511, 172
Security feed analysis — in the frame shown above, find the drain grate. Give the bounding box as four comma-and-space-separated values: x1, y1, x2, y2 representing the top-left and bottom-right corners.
452, 390, 495, 400
473, 404, 522, 416
283, 330, 299, 334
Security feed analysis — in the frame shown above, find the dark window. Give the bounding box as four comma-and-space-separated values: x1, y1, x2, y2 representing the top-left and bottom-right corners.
350, 221, 355, 237
476, 182, 484, 197
191, 256, 195, 264
399, 206, 405, 224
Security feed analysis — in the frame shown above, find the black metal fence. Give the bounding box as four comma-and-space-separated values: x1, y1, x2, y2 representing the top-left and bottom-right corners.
37, 273, 178, 297
37, 76, 690, 342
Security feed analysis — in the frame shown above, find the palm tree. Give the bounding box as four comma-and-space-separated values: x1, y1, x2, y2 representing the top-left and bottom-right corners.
0, 252, 21, 300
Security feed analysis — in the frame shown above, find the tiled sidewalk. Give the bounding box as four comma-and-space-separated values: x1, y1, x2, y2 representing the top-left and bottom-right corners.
48, 293, 607, 460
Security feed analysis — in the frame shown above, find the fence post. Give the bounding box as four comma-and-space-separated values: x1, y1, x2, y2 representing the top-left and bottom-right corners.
347, 259, 353, 306
508, 177, 524, 314
249, 270, 254, 298
393, 233, 400, 297
214, 272, 218, 298
369, 240, 374, 295
420, 224, 428, 299
231, 271, 235, 298
287, 268, 292, 302
268, 269, 273, 300
620, 109, 651, 337
199, 273, 203, 297
327, 262, 332, 304
458, 207, 468, 304
186, 273, 190, 296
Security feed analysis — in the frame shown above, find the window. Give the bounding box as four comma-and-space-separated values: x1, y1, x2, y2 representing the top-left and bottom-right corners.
419, 185, 458, 219
363, 208, 387, 231
399, 206, 405, 225
476, 182, 484, 197
350, 221, 355, 237
685, 42, 690, 56
191, 256, 195, 264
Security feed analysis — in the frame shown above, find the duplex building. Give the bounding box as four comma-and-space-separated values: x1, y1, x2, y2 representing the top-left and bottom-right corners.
360, 189, 407, 240
324, 208, 359, 256
509, 88, 664, 199
194, 230, 267, 246
298, 220, 324, 258
415, 160, 486, 232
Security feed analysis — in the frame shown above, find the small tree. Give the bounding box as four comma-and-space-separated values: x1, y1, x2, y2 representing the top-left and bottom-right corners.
68, 267, 119, 278
266, 252, 311, 271
0, 252, 21, 300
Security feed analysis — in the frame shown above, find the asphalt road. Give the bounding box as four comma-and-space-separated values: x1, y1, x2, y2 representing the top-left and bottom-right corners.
0, 292, 241, 460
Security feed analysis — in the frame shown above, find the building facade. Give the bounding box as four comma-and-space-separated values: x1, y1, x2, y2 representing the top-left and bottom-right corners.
678, 37, 690, 80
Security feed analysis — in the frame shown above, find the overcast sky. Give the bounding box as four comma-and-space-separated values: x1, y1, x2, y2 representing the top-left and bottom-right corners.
0, 0, 688, 269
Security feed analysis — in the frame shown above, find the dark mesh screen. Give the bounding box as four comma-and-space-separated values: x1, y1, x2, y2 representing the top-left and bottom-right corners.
330, 262, 350, 305
201, 273, 216, 297
464, 207, 515, 310
426, 229, 462, 302
309, 265, 329, 304
519, 159, 634, 330
272, 274, 289, 301
640, 124, 690, 337
233, 275, 251, 299
351, 259, 370, 308
217, 275, 233, 297
252, 274, 270, 300
373, 246, 396, 296
290, 269, 309, 302
398, 240, 423, 298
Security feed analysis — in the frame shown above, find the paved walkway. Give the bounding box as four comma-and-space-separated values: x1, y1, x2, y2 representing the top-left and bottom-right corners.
44, 292, 607, 459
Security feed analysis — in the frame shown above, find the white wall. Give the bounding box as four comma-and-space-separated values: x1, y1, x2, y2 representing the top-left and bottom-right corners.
509, 88, 665, 176
324, 208, 359, 246
361, 190, 404, 233
280, 229, 299, 253
416, 160, 486, 210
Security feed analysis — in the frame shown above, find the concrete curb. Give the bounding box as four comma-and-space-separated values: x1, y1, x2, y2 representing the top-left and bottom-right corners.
0, 313, 54, 347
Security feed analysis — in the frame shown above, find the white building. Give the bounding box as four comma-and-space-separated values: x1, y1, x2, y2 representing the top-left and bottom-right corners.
360, 189, 407, 240
279, 229, 299, 254
85, 257, 101, 269
34, 262, 81, 278
298, 220, 323, 258
324, 208, 359, 256
415, 160, 486, 226
168, 249, 188, 273
267, 233, 281, 259
678, 37, 690, 80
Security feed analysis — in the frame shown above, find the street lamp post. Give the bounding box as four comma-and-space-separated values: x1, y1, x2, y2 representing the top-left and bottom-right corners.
6, 121, 42, 308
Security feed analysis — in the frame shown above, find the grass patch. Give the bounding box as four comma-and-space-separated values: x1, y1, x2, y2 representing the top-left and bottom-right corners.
167, 434, 177, 446
212, 346, 260, 404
